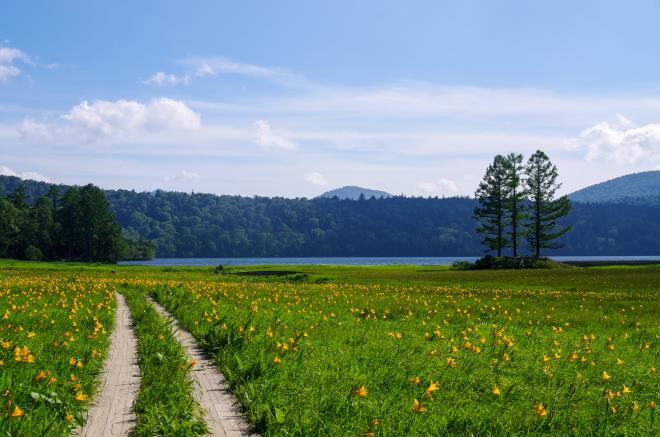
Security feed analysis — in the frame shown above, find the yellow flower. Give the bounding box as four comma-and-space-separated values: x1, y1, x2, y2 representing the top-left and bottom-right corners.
410, 376, 421, 385
74, 392, 88, 401
412, 398, 427, 413
35, 370, 48, 381
10, 405, 24, 417
649, 367, 657, 375
425, 381, 439, 400
65, 412, 74, 422
648, 401, 656, 409
601, 371, 611, 381
27, 332, 36, 338
273, 356, 282, 364
491, 385, 501, 396
533, 403, 548, 417
189, 359, 197, 368
615, 358, 624, 365
353, 385, 368, 397
69, 357, 76, 366
622, 385, 632, 395
446, 357, 457, 367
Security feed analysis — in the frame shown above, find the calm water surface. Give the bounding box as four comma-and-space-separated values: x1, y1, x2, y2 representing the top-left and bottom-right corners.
120, 256, 660, 267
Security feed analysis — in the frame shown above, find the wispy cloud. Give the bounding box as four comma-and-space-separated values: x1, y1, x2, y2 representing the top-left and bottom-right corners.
0, 45, 32, 82
144, 71, 190, 86
253, 120, 297, 150
0, 165, 50, 182
163, 169, 201, 182
144, 56, 310, 88
304, 172, 328, 186
416, 178, 459, 196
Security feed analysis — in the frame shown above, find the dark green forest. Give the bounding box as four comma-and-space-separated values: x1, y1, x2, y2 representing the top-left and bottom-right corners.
1, 175, 659, 258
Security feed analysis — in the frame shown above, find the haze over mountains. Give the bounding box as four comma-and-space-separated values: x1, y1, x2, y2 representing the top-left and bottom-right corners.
1, 171, 659, 258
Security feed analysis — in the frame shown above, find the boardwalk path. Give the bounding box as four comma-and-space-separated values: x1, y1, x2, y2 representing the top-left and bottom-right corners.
76, 293, 140, 436
147, 296, 256, 437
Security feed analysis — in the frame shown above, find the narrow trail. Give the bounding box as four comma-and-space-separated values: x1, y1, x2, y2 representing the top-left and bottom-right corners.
75, 293, 140, 437
147, 296, 256, 437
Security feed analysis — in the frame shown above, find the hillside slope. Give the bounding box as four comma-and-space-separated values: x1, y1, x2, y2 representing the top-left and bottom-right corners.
318, 186, 392, 200
569, 171, 660, 204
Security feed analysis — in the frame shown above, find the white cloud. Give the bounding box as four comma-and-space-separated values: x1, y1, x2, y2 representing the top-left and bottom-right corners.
164, 169, 201, 182
0, 65, 20, 81
254, 120, 297, 150
0, 165, 50, 182
144, 71, 190, 86
567, 115, 660, 165
416, 178, 459, 196
0, 47, 30, 64
0, 46, 31, 82
304, 172, 328, 186
20, 98, 201, 144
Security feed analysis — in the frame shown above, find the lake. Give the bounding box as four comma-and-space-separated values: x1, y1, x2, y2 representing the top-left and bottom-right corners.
120, 255, 660, 267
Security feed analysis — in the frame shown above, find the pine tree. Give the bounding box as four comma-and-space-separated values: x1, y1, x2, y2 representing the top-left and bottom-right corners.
504, 153, 526, 257
474, 155, 509, 255
524, 150, 572, 257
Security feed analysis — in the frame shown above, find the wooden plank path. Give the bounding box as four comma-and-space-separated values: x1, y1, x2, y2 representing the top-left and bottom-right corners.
147, 296, 256, 437
74, 293, 140, 436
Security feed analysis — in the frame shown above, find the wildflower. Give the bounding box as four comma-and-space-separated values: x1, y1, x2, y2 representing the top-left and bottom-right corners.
632, 401, 641, 412
410, 376, 421, 385
425, 381, 439, 400
273, 356, 282, 364
353, 385, 368, 397
649, 367, 656, 375
412, 398, 427, 413
35, 370, 48, 381
10, 405, 24, 417
446, 357, 457, 367
65, 412, 74, 422
189, 359, 197, 368
615, 358, 624, 365
69, 357, 76, 366
491, 385, 501, 396
27, 332, 36, 338
648, 401, 656, 409
601, 371, 611, 381
533, 403, 548, 417
74, 392, 88, 401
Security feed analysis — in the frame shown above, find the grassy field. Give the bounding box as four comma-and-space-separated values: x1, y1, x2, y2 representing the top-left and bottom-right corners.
0, 270, 115, 435
0, 260, 658, 435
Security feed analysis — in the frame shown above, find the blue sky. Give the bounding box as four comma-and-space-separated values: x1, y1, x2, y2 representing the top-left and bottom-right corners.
2, 1, 660, 197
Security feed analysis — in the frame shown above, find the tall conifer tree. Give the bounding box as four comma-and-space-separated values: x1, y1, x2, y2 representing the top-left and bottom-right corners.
474, 155, 509, 255
524, 150, 571, 257
504, 153, 526, 257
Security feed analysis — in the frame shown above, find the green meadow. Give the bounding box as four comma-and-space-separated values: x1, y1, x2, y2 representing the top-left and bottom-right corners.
1, 261, 658, 435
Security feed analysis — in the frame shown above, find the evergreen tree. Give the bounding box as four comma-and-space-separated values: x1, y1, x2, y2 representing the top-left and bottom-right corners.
524, 150, 572, 257
474, 155, 509, 255
503, 153, 526, 257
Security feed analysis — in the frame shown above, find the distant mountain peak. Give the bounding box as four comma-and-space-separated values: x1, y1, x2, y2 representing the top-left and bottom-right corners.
569, 170, 660, 204
317, 186, 392, 200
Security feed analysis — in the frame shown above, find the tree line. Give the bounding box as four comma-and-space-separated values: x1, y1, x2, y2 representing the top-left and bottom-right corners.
0, 183, 153, 262
2, 174, 659, 259
474, 150, 571, 258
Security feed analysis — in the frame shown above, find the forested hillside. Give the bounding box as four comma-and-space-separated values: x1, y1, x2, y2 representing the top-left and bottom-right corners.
2, 175, 660, 257
569, 171, 660, 204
